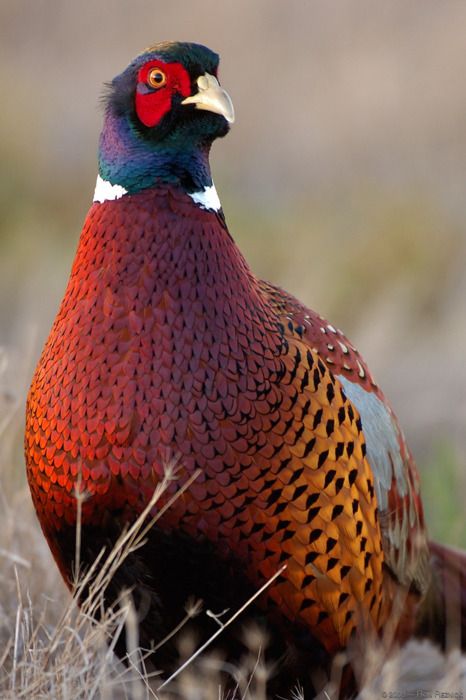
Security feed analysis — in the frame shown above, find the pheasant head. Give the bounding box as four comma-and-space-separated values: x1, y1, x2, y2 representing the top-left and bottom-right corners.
98, 41, 234, 198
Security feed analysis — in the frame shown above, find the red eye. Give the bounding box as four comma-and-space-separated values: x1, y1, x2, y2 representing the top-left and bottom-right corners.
136, 61, 191, 127
147, 68, 167, 89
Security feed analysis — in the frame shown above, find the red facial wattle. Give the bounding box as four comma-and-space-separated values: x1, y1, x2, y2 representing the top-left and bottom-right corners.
135, 60, 191, 128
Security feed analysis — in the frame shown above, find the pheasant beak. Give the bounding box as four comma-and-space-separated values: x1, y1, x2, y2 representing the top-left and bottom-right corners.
181, 73, 235, 124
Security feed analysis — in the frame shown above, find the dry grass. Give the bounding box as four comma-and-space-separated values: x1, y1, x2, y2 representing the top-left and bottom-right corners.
0, 457, 273, 699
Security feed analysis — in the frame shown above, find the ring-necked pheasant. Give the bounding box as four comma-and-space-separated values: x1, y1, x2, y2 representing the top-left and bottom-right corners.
25, 42, 466, 696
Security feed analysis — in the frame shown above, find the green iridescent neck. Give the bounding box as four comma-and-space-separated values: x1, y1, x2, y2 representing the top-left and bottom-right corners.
98, 110, 213, 194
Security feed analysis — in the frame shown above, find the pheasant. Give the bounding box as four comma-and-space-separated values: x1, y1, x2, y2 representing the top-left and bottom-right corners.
25, 42, 466, 696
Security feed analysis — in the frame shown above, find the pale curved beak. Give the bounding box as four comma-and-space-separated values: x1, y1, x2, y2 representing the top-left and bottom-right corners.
181, 73, 235, 124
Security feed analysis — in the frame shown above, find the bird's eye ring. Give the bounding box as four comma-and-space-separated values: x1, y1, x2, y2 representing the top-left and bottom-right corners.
148, 68, 167, 89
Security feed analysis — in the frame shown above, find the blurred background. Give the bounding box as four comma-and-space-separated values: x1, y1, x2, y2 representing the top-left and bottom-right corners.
0, 0, 465, 546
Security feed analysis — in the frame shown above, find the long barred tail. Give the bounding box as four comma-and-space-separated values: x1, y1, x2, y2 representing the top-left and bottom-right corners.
417, 540, 466, 650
